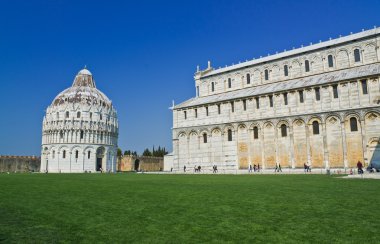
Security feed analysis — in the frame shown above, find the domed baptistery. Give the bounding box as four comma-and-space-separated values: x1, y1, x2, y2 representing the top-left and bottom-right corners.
41, 67, 119, 173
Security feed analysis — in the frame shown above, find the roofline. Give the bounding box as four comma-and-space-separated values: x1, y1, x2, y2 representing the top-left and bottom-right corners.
199, 27, 380, 79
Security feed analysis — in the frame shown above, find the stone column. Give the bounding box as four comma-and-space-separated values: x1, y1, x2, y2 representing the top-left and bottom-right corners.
360, 119, 367, 166
321, 121, 329, 169
305, 123, 311, 165
260, 126, 265, 169
289, 123, 295, 168
340, 120, 348, 168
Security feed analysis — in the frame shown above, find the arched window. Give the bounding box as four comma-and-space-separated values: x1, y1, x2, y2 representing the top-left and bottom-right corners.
90, 112, 93, 119
312, 121, 319, 135
284, 65, 288, 77
88, 151, 91, 159
227, 129, 232, 141
59, 131, 64, 139
328, 55, 334, 68
100, 114, 103, 120
283, 93, 288, 105
350, 117, 358, 132
75, 150, 79, 159
246, 74, 251, 84
253, 126, 258, 139
203, 133, 207, 143
62, 150, 66, 159
264, 69, 269, 80
77, 111, 81, 118
100, 132, 103, 141
52, 150, 55, 159
80, 130, 84, 139
354, 49, 361, 62
269, 95, 273, 107
228, 78, 232, 88
230, 101, 234, 113
65, 111, 69, 118
281, 124, 287, 137
305, 60, 310, 72
211, 82, 215, 92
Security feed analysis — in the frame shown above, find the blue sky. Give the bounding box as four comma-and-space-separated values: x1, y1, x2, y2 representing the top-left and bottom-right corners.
0, 0, 380, 155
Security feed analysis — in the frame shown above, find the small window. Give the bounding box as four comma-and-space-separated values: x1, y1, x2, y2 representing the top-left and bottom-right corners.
80, 130, 84, 139
354, 49, 361, 62
88, 151, 91, 159
255, 97, 260, 109
284, 93, 288, 105
75, 150, 79, 159
243, 99, 247, 111
284, 65, 288, 77
264, 69, 269, 81
333, 85, 339, 98
231, 101, 234, 113
60, 131, 63, 139
203, 133, 207, 143
328, 55, 334, 68
206, 106, 209, 116
227, 129, 232, 141
269, 95, 273, 107
211, 82, 215, 92
246, 74, 251, 84
196, 86, 199, 97
299, 91, 304, 103
77, 111, 81, 118
312, 121, 319, 135
305, 60, 310, 72
218, 104, 221, 114
350, 117, 358, 132
281, 124, 287, 137
253, 127, 258, 139
66, 111, 69, 118
184, 111, 187, 119
228, 78, 232, 88
90, 112, 92, 119
100, 114, 102, 120
52, 150, 55, 159
315, 87, 321, 101
361, 80, 368, 95
62, 150, 66, 159
100, 132, 103, 141
195, 109, 197, 118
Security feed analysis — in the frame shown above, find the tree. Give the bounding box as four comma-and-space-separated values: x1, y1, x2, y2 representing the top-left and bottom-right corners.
117, 148, 122, 158
142, 148, 152, 156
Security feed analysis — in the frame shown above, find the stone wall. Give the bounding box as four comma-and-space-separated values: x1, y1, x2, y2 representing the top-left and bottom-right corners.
118, 155, 164, 172
0, 156, 41, 172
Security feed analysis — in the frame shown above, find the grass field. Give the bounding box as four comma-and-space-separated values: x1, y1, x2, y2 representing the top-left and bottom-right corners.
0, 173, 379, 243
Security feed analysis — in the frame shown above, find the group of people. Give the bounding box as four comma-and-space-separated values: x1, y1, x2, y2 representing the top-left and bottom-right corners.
212, 165, 218, 173
304, 163, 311, 172
248, 164, 261, 173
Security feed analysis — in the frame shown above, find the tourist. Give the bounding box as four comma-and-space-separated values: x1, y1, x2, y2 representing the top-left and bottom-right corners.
257, 164, 260, 172
357, 161, 363, 174
183, 165, 186, 172
304, 163, 307, 173
249, 164, 252, 173
253, 164, 257, 172
278, 163, 282, 172
215, 165, 218, 173
198, 166, 201, 172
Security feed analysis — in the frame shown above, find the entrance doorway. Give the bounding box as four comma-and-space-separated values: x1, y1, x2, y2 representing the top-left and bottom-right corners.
96, 158, 102, 171
96, 147, 105, 172
134, 159, 140, 171
368, 140, 380, 170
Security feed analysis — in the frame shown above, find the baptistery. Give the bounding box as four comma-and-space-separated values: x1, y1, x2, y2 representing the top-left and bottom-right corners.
41, 68, 119, 172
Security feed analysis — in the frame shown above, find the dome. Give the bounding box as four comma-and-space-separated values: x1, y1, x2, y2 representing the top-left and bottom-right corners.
51, 67, 113, 108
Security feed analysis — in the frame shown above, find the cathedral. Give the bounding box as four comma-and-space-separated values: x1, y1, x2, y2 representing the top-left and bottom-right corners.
171, 28, 380, 171
41, 68, 119, 173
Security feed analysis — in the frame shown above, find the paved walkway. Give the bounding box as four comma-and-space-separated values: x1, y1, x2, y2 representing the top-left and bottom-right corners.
145, 168, 372, 175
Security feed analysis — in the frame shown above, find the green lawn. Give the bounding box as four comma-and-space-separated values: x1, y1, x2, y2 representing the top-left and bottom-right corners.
0, 173, 379, 243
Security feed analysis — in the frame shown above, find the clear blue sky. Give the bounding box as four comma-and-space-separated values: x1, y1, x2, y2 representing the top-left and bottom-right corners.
1, 0, 380, 156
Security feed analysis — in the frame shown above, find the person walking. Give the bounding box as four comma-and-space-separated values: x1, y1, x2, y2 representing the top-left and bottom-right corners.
357, 161, 363, 174
257, 164, 260, 172
278, 163, 282, 172
183, 165, 186, 173
249, 164, 252, 173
